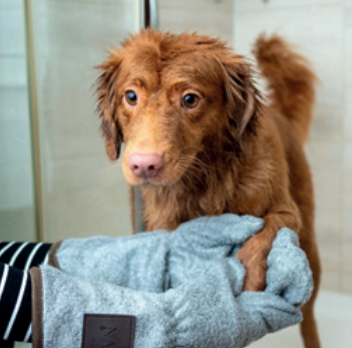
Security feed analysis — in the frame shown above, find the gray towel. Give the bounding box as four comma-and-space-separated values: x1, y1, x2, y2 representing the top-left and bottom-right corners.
40, 214, 313, 348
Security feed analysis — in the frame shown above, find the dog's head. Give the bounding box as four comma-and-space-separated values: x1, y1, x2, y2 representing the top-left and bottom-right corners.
96, 30, 262, 186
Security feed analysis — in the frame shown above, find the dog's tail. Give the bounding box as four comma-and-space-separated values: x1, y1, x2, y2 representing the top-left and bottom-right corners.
253, 34, 316, 144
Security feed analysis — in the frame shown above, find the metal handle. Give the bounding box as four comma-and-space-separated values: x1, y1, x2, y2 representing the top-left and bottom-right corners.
143, 0, 158, 29
149, 0, 158, 29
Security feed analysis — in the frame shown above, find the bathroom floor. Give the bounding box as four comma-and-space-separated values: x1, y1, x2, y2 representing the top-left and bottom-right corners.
249, 290, 352, 348
15, 290, 352, 348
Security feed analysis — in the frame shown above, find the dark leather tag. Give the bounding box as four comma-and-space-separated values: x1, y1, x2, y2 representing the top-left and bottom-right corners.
81, 314, 136, 348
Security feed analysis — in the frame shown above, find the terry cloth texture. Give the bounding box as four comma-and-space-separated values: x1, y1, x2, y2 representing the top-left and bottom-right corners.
34, 214, 313, 348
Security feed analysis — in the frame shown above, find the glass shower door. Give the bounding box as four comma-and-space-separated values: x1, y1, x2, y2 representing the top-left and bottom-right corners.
29, 0, 137, 242
158, 0, 234, 44
0, 0, 36, 242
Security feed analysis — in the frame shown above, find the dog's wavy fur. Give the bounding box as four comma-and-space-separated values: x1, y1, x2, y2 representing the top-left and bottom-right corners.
96, 30, 321, 348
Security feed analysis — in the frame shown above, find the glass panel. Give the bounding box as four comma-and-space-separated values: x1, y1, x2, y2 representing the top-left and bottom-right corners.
30, 0, 135, 242
158, 0, 234, 43
0, 0, 36, 242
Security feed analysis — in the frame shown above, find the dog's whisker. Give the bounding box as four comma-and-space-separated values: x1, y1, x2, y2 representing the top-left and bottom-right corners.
177, 156, 216, 191
178, 155, 215, 171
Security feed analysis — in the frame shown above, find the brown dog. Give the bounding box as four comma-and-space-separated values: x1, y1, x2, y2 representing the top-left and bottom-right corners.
96, 30, 321, 348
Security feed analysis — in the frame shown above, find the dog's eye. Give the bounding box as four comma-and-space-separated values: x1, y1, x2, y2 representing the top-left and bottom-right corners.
182, 94, 200, 109
125, 90, 138, 106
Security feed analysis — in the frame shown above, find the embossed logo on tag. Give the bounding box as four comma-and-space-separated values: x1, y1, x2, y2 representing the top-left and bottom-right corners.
81, 314, 136, 348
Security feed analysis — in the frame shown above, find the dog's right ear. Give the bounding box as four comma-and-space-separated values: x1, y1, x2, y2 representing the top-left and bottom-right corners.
221, 55, 262, 142
95, 52, 124, 161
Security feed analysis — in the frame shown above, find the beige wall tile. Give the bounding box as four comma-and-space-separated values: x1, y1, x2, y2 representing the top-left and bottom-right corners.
320, 268, 340, 292
344, 5, 352, 141
304, 143, 343, 290
341, 170, 352, 274
342, 149, 352, 276
234, 4, 344, 142
341, 274, 352, 294
305, 142, 342, 172
312, 170, 341, 273
236, 0, 343, 13
343, 143, 352, 172
305, 141, 341, 288
159, 0, 233, 42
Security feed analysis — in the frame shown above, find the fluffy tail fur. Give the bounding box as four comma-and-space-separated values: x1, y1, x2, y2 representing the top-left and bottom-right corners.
253, 34, 317, 144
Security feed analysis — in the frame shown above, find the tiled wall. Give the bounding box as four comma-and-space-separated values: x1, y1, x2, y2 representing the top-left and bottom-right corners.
159, 0, 234, 42
0, 0, 36, 241
232, 0, 352, 295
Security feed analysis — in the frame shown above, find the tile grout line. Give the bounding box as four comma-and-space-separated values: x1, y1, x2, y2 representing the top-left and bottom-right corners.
237, 0, 345, 15
338, 2, 346, 293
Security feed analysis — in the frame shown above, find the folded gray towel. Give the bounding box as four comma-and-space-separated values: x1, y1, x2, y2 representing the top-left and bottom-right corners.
35, 214, 312, 348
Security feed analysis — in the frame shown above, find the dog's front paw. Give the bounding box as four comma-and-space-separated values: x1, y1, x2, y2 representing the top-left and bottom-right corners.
235, 235, 269, 292
241, 258, 267, 291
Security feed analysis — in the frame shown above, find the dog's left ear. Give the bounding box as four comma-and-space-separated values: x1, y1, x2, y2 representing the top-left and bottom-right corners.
222, 55, 262, 140
95, 51, 124, 161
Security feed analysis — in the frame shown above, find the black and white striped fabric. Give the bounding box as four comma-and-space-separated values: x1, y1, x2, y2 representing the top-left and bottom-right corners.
0, 241, 52, 271
0, 241, 52, 345
0, 263, 32, 342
